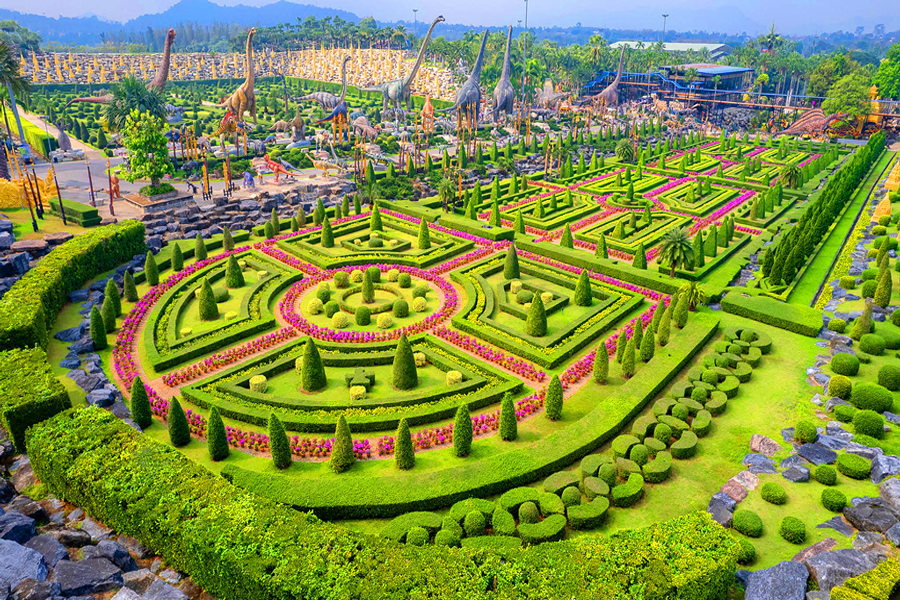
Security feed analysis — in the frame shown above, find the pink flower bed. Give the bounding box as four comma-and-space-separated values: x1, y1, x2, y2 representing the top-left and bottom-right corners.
432, 326, 546, 382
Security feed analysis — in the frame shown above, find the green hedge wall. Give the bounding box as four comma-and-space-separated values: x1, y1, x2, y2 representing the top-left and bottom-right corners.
721, 293, 821, 337
47, 198, 102, 227
28, 406, 739, 600
0, 347, 70, 452
831, 558, 900, 600
21, 117, 59, 157
0, 220, 146, 351
132, 230, 249, 284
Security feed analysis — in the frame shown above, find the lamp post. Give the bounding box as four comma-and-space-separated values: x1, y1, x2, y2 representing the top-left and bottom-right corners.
661, 14, 669, 43
413, 9, 418, 38
521, 0, 529, 106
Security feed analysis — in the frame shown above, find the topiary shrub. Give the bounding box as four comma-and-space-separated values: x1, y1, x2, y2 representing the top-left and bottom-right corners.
761, 482, 788, 505
653, 423, 672, 445
355, 306, 371, 326
445, 371, 463, 386
691, 386, 708, 404
860, 334, 887, 356
516, 289, 534, 304
463, 511, 486, 537
377, 314, 393, 329
779, 517, 806, 544
828, 318, 847, 333
412, 284, 429, 299
822, 488, 847, 512
839, 277, 856, 290
386, 269, 400, 282
393, 299, 409, 318
398, 273, 411, 288
412, 297, 427, 312
813, 465, 837, 486
350, 270, 364, 283
611, 473, 644, 507
249, 375, 267, 393
836, 453, 872, 480
406, 526, 429, 546
324, 301, 339, 318
518, 502, 540, 523
316, 284, 332, 304
850, 383, 893, 412
629, 444, 649, 467
829, 375, 852, 400
862, 280, 878, 299
561, 486, 582, 507
700, 370, 719, 385
331, 312, 349, 329
672, 404, 689, 421
308, 299, 324, 315
491, 508, 516, 536
736, 538, 756, 565
831, 353, 860, 376
334, 271, 350, 288
794, 420, 818, 444
853, 409, 885, 439
878, 365, 900, 391
834, 404, 857, 423
732, 509, 763, 538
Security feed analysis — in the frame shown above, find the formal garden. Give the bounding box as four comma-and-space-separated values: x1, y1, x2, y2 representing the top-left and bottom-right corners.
6, 125, 900, 600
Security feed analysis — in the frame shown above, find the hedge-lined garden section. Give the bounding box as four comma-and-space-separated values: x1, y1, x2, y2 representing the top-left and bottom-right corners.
721, 293, 822, 337
47, 197, 102, 227
0, 346, 71, 452
132, 230, 251, 284
28, 406, 739, 600
221, 314, 718, 518
831, 559, 900, 600
0, 220, 146, 351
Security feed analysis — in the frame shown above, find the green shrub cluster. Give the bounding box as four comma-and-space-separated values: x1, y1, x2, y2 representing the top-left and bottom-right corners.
732, 509, 763, 537
830, 555, 900, 600
760, 482, 787, 505
814, 465, 837, 486
836, 453, 872, 480
831, 353, 860, 376
0, 347, 71, 452
822, 488, 847, 512
854, 410, 885, 439
850, 383, 893, 413
779, 517, 806, 544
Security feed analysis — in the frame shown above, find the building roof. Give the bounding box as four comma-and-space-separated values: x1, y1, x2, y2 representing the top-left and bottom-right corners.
663, 64, 754, 77
610, 41, 731, 53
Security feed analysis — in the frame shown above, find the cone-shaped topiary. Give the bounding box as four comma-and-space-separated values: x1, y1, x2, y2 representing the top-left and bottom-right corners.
560, 224, 574, 248
392, 334, 418, 390
171, 243, 184, 272
354, 195, 362, 214
546, 375, 563, 420
330, 415, 355, 473
417, 219, 431, 249
596, 234, 608, 258
297, 205, 307, 226
300, 338, 326, 392
622, 336, 636, 378
525, 294, 547, 337
674, 292, 689, 328
875, 268, 892, 308
489, 200, 501, 227
101, 295, 116, 333
370, 204, 383, 231
658, 303, 672, 346
504, 245, 520, 279
612, 221, 625, 239
640, 326, 655, 361
851, 301, 873, 341
104, 278, 122, 316
167, 397, 190, 447
269, 412, 291, 469
693, 234, 705, 269
123, 271, 138, 302
145, 252, 159, 286
270, 208, 279, 233
207, 406, 229, 461
633, 319, 643, 349
224, 255, 245, 288
321, 217, 334, 247
574, 269, 592, 306
130, 376, 152, 429
499, 392, 517, 441
223, 226, 234, 251
514, 209, 525, 234
290, 216, 299, 232
89, 305, 107, 350
362, 269, 375, 303
453, 405, 472, 457
198, 278, 219, 321
395, 418, 415, 470
593, 343, 609, 383
195, 233, 208, 261
264, 221, 275, 239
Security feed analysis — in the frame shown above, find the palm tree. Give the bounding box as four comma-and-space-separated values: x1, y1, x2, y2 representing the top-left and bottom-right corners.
436, 176, 455, 213
679, 281, 707, 311
779, 163, 802, 189
391, 25, 407, 50
103, 76, 166, 132
658, 228, 694, 277
0, 41, 31, 145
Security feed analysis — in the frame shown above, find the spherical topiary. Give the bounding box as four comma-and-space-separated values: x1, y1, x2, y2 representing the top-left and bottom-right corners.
862, 280, 878, 299
834, 404, 857, 423
516, 289, 534, 304
316, 285, 332, 304
761, 482, 787, 505
406, 526, 428, 546
733, 509, 763, 538
736, 538, 756, 565
739, 329, 758, 343
654, 423, 673, 444
839, 276, 857, 290
873, 225, 888, 236
412, 297, 428, 312
691, 387, 708, 403
393, 299, 409, 318
879, 365, 900, 391
355, 306, 371, 326
794, 420, 818, 444
829, 375, 852, 400
700, 370, 719, 385
445, 371, 463, 386
434, 529, 459, 547
387, 269, 400, 282
334, 271, 350, 288
398, 273, 412, 288
413, 352, 427, 368
249, 375, 267, 393
822, 488, 847, 512
350, 270, 364, 283
412, 284, 430, 299
630, 444, 650, 466
828, 318, 847, 333
368, 238, 384, 248
831, 353, 860, 376
377, 314, 393, 329
853, 409, 885, 439
779, 517, 806, 544
836, 453, 872, 480
854, 434, 881, 447
850, 383, 893, 412
860, 334, 887, 356
331, 312, 349, 329
561, 486, 582, 507
308, 298, 324, 315
814, 465, 837, 486
518, 502, 540, 523
324, 301, 339, 318
672, 404, 689, 421
366, 266, 381, 283
893, 310, 900, 328
862, 268, 879, 281
463, 511, 486, 537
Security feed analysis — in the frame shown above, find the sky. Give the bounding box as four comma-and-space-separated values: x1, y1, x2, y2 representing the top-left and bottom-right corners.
2, 0, 899, 36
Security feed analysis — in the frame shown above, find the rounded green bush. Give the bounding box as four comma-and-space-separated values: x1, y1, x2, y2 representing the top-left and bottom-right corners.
850, 383, 893, 412
516, 289, 534, 304
561, 486, 582, 507
629, 444, 649, 467
334, 271, 350, 288
653, 423, 673, 445
727, 343, 743, 355
412, 284, 430, 299
316, 286, 331, 303
690, 386, 708, 404
434, 529, 459, 547
518, 502, 539, 524
853, 409, 885, 439
672, 404, 689, 421
736, 538, 756, 565
761, 482, 787, 505
324, 301, 339, 318
822, 488, 847, 512
836, 453, 872, 480
368, 238, 384, 248
834, 404, 858, 423
406, 526, 429, 546
733, 509, 763, 538
879, 365, 900, 391
838, 277, 856, 290
879, 215, 891, 226
355, 306, 371, 326
863, 268, 880, 281
795, 420, 818, 444
829, 375, 852, 400
700, 370, 719, 385
779, 517, 806, 544
828, 318, 847, 333
862, 280, 878, 299
366, 266, 381, 283
393, 299, 409, 318
597, 463, 617, 488
398, 273, 412, 288
880, 328, 900, 350
831, 353, 860, 376
860, 334, 887, 356
873, 225, 888, 236
463, 511, 486, 537
814, 465, 837, 485
893, 310, 900, 328
739, 330, 758, 343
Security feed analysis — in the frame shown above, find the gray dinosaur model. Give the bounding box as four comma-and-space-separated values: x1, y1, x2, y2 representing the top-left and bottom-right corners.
439, 30, 489, 123
295, 56, 351, 110
492, 25, 515, 124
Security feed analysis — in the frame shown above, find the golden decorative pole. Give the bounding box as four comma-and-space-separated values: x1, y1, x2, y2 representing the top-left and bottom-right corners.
106, 155, 115, 217
51, 164, 67, 225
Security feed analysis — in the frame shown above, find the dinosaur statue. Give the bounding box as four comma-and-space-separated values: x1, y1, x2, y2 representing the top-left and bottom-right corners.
55, 122, 72, 153
295, 56, 351, 110
221, 28, 258, 125
362, 16, 445, 112
313, 101, 349, 141
212, 111, 253, 153
310, 141, 349, 177
260, 154, 296, 182
269, 120, 291, 132
593, 45, 625, 109
290, 106, 307, 141
775, 109, 847, 137
438, 30, 489, 128
421, 93, 435, 133
492, 25, 515, 124
352, 116, 380, 140
534, 79, 567, 110
66, 28, 176, 107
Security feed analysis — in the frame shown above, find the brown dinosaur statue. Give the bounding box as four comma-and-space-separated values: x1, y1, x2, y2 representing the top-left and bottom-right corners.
421, 93, 435, 133
66, 28, 176, 107
593, 45, 625, 109
221, 28, 258, 124
775, 109, 847, 137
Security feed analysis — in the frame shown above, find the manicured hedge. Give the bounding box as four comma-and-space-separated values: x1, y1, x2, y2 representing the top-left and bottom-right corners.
21, 116, 58, 157
132, 230, 250, 284
566, 497, 610, 529
721, 293, 821, 336
28, 407, 741, 600
831, 559, 900, 600
0, 347, 71, 452
612, 473, 645, 507
47, 197, 102, 227
0, 220, 146, 350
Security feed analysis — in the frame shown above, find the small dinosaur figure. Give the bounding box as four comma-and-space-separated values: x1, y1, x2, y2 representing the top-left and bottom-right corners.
220, 28, 258, 125
67, 28, 176, 107
534, 79, 567, 110
491, 25, 515, 124
295, 56, 351, 110
212, 111, 253, 152
309, 141, 349, 177
261, 154, 295, 182
593, 45, 626, 109
269, 120, 290, 132
361, 16, 445, 112
313, 101, 349, 142
352, 116, 380, 140
243, 171, 255, 189
290, 106, 307, 141
438, 30, 488, 128
421, 93, 435, 133
775, 109, 847, 137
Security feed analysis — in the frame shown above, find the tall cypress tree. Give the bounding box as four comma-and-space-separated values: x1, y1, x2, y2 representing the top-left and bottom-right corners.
300, 338, 327, 392
875, 268, 893, 308
321, 217, 334, 247
693, 234, 705, 269
392, 334, 418, 390
658, 302, 672, 346
545, 375, 563, 420
207, 406, 230, 461
370, 204, 383, 230
330, 416, 355, 473
101, 295, 116, 333
499, 392, 517, 441
104, 278, 121, 316
593, 344, 609, 383
130, 376, 152, 429
616, 331, 627, 363
123, 271, 138, 302
223, 226, 234, 251
514, 209, 525, 234
89, 306, 107, 350
633, 243, 647, 269
417, 219, 431, 249
504, 245, 520, 279
573, 270, 592, 306
525, 294, 547, 337
145, 252, 159, 286
453, 405, 472, 457
640, 326, 656, 362
560, 223, 574, 248
489, 200, 502, 227
171, 243, 184, 272
596, 234, 608, 258
674, 291, 689, 328
224, 255, 245, 288
395, 418, 415, 470
195, 233, 208, 261
167, 397, 190, 447
198, 278, 218, 321
621, 336, 636, 378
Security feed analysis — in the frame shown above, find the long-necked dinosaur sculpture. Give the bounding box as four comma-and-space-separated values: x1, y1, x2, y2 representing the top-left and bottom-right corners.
295, 56, 351, 110
438, 30, 488, 125
65, 28, 176, 107
491, 25, 515, 124
221, 28, 257, 124
593, 45, 625, 108
775, 109, 847, 137
362, 15, 445, 112
534, 79, 567, 110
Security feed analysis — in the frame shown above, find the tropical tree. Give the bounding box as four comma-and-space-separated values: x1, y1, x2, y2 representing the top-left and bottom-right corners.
120, 109, 174, 192
658, 228, 694, 277
679, 281, 707, 311
103, 75, 166, 132
823, 72, 871, 119
436, 176, 455, 213
0, 40, 30, 142
778, 163, 802, 189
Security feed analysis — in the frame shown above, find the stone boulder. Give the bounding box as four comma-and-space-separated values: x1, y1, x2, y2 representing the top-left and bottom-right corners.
23, 535, 68, 567
83, 540, 137, 572
10, 578, 61, 600
745, 560, 808, 600
844, 499, 900, 533
0, 540, 48, 590
53, 558, 123, 596
0, 512, 36, 544
803, 549, 877, 592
